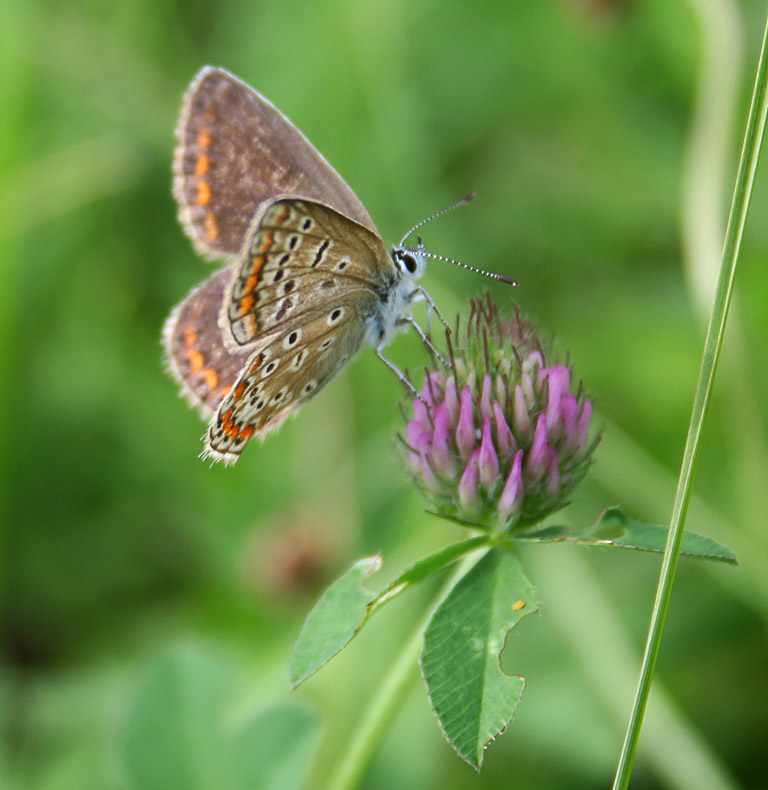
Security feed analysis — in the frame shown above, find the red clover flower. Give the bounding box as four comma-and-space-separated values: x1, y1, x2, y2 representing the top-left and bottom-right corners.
403, 295, 600, 532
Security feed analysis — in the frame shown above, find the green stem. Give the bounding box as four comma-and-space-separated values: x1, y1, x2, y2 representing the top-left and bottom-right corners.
612, 9, 768, 789
325, 558, 475, 790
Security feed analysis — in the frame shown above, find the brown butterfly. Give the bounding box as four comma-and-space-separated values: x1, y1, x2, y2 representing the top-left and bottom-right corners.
164, 67, 436, 464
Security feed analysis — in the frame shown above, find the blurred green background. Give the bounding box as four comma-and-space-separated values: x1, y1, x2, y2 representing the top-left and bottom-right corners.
2, 0, 768, 788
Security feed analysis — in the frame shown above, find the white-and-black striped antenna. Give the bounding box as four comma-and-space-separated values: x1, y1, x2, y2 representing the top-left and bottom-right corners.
399, 193, 477, 246
418, 249, 518, 286
399, 193, 518, 287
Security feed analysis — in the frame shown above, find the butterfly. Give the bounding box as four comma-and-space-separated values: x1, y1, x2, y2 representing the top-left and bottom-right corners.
163, 67, 440, 464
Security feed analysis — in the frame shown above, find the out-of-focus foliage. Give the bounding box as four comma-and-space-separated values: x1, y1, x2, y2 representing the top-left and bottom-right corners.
1, 0, 767, 788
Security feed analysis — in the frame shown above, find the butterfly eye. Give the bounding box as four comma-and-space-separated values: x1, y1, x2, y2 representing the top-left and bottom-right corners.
397, 251, 418, 274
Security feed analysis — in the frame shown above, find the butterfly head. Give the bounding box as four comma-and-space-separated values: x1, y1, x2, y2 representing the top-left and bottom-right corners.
392, 243, 428, 282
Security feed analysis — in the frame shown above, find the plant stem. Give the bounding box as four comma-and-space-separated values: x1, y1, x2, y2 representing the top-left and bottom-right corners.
612, 9, 768, 789
325, 558, 476, 790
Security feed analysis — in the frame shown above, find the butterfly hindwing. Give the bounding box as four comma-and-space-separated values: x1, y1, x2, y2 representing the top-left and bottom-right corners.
163, 266, 248, 417
204, 292, 377, 462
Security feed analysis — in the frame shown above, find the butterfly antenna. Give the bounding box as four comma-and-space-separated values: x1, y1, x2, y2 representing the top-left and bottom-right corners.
400, 193, 517, 286
419, 250, 518, 286
399, 193, 477, 246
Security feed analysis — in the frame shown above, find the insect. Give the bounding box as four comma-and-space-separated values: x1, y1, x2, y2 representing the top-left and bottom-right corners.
163, 67, 513, 464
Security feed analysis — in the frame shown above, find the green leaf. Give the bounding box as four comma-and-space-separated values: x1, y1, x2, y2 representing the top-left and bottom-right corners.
233, 703, 319, 790
516, 506, 737, 564
122, 645, 235, 789
289, 539, 490, 688
420, 547, 538, 769
289, 556, 382, 687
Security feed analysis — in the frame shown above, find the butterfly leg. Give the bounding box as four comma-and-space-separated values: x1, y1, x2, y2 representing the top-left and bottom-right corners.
375, 342, 426, 402
402, 316, 450, 368
413, 285, 451, 338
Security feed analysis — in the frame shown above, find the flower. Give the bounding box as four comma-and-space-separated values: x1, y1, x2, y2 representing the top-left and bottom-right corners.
401, 294, 600, 531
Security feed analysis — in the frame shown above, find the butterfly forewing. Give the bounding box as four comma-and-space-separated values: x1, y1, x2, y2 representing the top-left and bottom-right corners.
205, 293, 377, 462
174, 68, 379, 259
163, 266, 246, 417
219, 197, 396, 351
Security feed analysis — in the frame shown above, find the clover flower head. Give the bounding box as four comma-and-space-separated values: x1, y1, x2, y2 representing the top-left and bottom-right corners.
402, 295, 600, 532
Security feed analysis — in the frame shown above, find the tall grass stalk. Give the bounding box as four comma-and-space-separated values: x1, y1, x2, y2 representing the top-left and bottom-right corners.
611, 9, 768, 788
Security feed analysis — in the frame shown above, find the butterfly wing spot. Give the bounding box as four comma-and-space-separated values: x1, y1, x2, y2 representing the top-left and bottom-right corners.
311, 239, 331, 267
196, 127, 211, 149
196, 180, 212, 206
250, 396, 267, 413
302, 380, 318, 396
183, 339, 206, 374
291, 348, 309, 370
261, 359, 279, 378
274, 296, 294, 322
232, 275, 257, 300
232, 314, 258, 344
236, 425, 255, 444
287, 235, 301, 250
273, 269, 285, 283
264, 202, 293, 226
240, 253, 266, 279
319, 337, 335, 352
283, 281, 295, 294
251, 231, 274, 255
283, 329, 302, 349
204, 212, 220, 242
194, 152, 210, 176
300, 216, 314, 232
271, 386, 291, 405
236, 294, 255, 316
328, 307, 345, 326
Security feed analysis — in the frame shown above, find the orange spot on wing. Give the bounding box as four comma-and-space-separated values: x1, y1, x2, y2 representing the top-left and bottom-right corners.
195, 152, 210, 176
204, 211, 220, 242
249, 357, 262, 374
276, 204, 291, 224
235, 314, 258, 341
186, 349, 204, 373
257, 231, 273, 253
239, 425, 254, 442
183, 327, 198, 347
243, 275, 258, 295
196, 179, 211, 206
238, 294, 255, 316
197, 127, 211, 149
234, 382, 246, 400
202, 368, 219, 391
